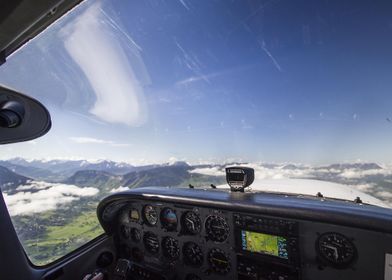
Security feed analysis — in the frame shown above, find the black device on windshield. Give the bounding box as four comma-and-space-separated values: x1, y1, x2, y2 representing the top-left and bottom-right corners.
226, 166, 254, 192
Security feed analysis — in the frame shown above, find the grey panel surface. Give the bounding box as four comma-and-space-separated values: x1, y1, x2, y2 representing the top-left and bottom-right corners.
299, 222, 392, 280
99, 187, 392, 280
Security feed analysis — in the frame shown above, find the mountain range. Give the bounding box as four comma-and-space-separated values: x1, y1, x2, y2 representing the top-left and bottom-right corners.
0, 158, 388, 193
0, 159, 225, 193
0, 158, 136, 181
0, 166, 30, 192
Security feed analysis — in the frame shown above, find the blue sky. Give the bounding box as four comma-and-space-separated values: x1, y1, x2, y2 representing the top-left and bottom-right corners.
1, 0, 392, 165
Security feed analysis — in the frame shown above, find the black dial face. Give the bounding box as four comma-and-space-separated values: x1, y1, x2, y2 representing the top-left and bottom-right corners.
205, 215, 229, 242
316, 232, 357, 268
143, 231, 159, 254
182, 211, 201, 235
130, 228, 141, 243
120, 225, 130, 239
162, 237, 180, 260
208, 248, 230, 274
160, 208, 178, 231
143, 205, 158, 226
183, 242, 203, 266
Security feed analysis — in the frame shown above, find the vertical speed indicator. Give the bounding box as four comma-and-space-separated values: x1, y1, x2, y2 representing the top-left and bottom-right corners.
316, 232, 357, 268
182, 211, 201, 235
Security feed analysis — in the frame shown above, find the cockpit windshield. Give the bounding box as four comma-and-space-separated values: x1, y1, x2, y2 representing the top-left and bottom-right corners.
1, 0, 392, 265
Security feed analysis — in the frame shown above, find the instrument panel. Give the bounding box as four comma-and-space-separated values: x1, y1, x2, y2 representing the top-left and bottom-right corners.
116, 202, 235, 280
100, 187, 392, 280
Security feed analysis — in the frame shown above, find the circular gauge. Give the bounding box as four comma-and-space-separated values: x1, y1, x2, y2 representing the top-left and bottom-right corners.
205, 215, 229, 242
208, 248, 230, 274
316, 232, 357, 268
120, 225, 130, 239
130, 228, 141, 243
160, 208, 178, 231
162, 237, 180, 260
143, 205, 158, 226
182, 211, 201, 235
183, 242, 203, 266
185, 274, 201, 280
143, 231, 159, 254
129, 208, 140, 222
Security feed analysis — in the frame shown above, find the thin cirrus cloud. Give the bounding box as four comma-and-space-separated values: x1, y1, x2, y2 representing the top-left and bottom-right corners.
69, 137, 131, 147
61, 2, 149, 127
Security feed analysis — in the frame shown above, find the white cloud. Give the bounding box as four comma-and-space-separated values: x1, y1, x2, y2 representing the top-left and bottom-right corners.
3, 181, 99, 216
351, 183, 375, 192
375, 191, 392, 199
168, 157, 178, 164
110, 186, 129, 193
62, 2, 148, 126
190, 167, 225, 177
69, 137, 131, 147
192, 163, 314, 180
69, 137, 114, 144
339, 168, 391, 179
192, 163, 392, 207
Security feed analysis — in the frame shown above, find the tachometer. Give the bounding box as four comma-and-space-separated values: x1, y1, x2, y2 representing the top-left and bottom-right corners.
143, 231, 159, 254
162, 236, 180, 260
160, 208, 178, 231
208, 248, 230, 274
183, 242, 203, 266
143, 205, 158, 226
316, 232, 357, 268
182, 211, 201, 235
205, 215, 229, 242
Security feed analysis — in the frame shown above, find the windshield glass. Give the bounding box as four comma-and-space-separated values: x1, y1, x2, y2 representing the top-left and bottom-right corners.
1, 0, 392, 264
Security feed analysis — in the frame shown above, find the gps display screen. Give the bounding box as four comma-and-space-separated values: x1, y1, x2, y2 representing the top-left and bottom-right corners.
241, 230, 289, 259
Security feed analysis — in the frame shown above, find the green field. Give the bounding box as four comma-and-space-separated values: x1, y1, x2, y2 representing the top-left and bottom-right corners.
20, 209, 103, 265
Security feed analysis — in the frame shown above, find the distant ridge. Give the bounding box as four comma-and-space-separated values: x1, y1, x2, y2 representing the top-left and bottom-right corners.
0, 166, 30, 192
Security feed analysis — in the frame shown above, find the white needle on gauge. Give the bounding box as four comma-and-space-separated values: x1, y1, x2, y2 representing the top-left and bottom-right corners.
323, 244, 339, 260
186, 218, 195, 229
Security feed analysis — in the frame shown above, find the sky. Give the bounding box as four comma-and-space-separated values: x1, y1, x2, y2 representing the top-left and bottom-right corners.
1, 0, 392, 165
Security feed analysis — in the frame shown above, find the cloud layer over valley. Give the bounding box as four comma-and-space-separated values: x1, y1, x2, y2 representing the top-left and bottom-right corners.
3, 181, 98, 216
